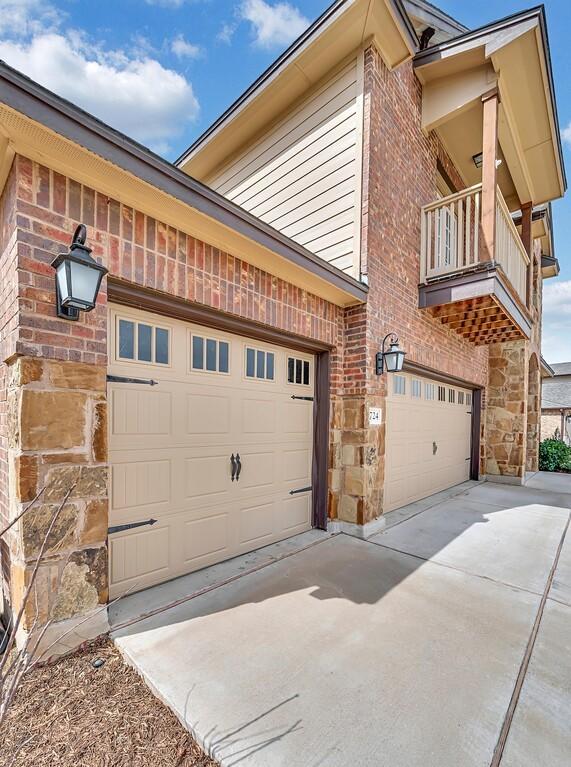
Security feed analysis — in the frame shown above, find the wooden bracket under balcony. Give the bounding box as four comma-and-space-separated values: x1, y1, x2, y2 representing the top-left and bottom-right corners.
419, 266, 532, 345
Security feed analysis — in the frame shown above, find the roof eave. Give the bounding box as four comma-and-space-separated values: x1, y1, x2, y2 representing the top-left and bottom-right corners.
0, 61, 367, 306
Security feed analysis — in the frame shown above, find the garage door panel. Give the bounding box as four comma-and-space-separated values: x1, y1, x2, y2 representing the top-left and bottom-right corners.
110, 525, 170, 586
111, 459, 171, 511
111, 387, 172, 436
184, 454, 233, 499
183, 513, 229, 565
283, 448, 312, 483
282, 401, 312, 434
242, 398, 277, 434
385, 373, 472, 512
235, 450, 276, 491
186, 392, 231, 435
109, 304, 314, 597
282, 495, 312, 532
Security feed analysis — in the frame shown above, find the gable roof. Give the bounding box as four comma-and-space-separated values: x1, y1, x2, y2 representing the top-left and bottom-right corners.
0, 60, 367, 307
542, 377, 571, 410
176, 0, 418, 179
552, 363, 571, 376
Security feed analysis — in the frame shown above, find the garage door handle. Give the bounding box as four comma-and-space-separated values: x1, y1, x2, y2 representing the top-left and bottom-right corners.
235, 453, 242, 482
230, 453, 237, 482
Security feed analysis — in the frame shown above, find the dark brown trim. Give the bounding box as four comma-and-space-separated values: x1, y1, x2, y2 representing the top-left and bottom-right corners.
108, 278, 332, 353
0, 62, 368, 305
403, 360, 482, 392
312, 352, 330, 529
471, 388, 482, 480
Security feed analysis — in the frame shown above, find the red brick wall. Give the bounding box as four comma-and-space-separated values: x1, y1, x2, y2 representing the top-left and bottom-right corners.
363, 46, 488, 392
11, 155, 342, 363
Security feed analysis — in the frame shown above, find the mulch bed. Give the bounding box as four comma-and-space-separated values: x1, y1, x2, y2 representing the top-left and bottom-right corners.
0, 636, 218, 767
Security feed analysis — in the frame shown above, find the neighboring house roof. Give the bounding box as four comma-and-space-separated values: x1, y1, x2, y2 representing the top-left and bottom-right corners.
0, 61, 367, 307
542, 365, 571, 410
176, 0, 418, 179
552, 363, 571, 376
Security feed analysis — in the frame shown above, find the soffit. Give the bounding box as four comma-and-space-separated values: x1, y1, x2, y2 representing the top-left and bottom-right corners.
178, 0, 416, 180
415, 11, 566, 206
0, 104, 365, 307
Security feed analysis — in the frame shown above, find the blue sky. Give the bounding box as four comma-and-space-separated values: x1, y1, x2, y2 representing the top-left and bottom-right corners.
1, 0, 569, 361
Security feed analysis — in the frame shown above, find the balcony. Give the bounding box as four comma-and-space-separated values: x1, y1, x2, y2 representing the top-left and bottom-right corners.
419, 184, 532, 345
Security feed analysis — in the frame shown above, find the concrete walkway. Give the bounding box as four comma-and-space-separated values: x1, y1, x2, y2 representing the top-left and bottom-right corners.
112, 473, 571, 767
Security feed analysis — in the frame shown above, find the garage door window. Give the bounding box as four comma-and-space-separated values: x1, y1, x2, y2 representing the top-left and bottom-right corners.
287, 357, 310, 386
246, 347, 275, 380
458, 391, 465, 405
118, 318, 170, 366
191, 334, 230, 373
438, 385, 446, 402
411, 379, 422, 398
466, 392, 472, 407
448, 389, 456, 404
393, 375, 406, 395
425, 383, 435, 400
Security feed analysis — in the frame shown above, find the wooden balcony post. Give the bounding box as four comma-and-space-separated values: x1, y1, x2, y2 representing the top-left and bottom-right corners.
521, 201, 533, 307
481, 89, 500, 262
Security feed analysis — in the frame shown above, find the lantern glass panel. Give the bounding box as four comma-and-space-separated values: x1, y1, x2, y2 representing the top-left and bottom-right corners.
63, 260, 102, 309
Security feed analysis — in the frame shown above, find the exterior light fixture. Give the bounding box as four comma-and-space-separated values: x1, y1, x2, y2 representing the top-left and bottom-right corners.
472, 152, 502, 169
51, 225, 108, 320
375, 333, 406, 375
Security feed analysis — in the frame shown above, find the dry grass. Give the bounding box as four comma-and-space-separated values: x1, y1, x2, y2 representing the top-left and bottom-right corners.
0, 636, 218, 767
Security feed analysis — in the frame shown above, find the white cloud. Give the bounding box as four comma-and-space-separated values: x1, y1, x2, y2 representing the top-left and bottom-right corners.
0, 0, 62, 37
562, 122, 571, 148
240, 0, 309, 49
542, 279, 571, 363
0, 33, 199, 155
217, 23, 237, 45
171, 34, 202, 59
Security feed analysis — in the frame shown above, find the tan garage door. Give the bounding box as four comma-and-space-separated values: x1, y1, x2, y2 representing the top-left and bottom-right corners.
108, 305, 314, 598
384, 372, 473, 512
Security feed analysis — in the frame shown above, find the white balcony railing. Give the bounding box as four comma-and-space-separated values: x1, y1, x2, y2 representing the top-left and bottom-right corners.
495, 186, 530, 305
420, 183, 530, 307
420, 183, 482, 281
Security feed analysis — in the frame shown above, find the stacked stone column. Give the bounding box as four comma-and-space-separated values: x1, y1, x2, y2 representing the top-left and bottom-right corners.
6, 356, 108, 641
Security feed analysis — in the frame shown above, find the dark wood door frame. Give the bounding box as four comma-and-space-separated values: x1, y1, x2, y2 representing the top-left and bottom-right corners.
108, 278, 331, 530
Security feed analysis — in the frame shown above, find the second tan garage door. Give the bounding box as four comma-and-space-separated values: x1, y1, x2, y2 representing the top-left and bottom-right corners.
108, 305, 314, 598
384, 372, 473, 512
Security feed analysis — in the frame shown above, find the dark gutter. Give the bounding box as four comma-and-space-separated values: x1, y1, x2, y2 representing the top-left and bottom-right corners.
175, 0, 418, 167
413, 6, 566, 191
540, 357, 555, 377
0, 61, 367, 303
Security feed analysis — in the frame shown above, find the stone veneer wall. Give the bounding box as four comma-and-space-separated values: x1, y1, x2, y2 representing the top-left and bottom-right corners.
1, 154, 345, 635
484, 241, 544, 479
328, 45, 490, 526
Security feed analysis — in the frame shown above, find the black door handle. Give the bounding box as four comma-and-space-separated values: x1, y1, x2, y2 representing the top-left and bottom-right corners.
230, 453, 237, 481
235, 453, 242, 482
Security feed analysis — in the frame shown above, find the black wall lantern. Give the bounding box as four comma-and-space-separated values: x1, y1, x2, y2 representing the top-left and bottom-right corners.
51, 225, 108, 320
375, 333, 406, 375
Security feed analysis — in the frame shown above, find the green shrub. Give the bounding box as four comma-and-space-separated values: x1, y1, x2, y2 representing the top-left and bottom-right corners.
539, 439, 571, 472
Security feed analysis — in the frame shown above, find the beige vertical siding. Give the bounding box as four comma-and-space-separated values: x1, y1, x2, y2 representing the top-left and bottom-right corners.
208, 57, 364, 278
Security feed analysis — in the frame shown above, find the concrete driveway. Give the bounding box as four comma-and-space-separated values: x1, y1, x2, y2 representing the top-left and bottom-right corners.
112, 473, 571, 767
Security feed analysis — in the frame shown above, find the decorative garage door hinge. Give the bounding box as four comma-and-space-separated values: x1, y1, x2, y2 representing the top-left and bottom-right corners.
108, 519, 157, 535
290, 395, 314, 401
289, 486, 312, 495
106, 374, 158, 386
